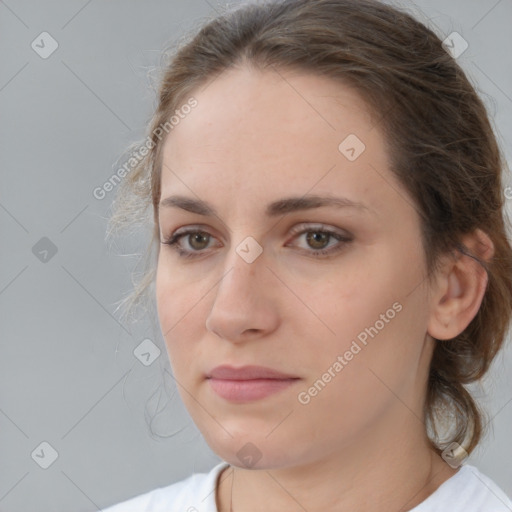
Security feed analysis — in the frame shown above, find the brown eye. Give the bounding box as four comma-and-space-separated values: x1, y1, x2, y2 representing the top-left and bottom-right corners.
161, 228, 217, 259
187, 232, 211, 250
161, 224, 353, 260
305, 231, 331, 250
288, 224, 353, 258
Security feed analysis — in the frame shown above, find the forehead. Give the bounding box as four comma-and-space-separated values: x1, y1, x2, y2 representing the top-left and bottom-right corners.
159, 65, 403, 221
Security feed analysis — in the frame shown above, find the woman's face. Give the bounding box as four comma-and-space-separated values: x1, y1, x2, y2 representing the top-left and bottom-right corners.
155, 65, 435, 469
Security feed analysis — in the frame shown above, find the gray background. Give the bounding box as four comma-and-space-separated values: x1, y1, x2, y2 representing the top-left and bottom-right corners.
1, 0, 511, 510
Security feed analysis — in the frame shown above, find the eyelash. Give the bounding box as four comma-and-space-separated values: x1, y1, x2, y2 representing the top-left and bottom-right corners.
160, 224, 353, 260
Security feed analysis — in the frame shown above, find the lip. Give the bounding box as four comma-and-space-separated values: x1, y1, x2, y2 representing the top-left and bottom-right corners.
206, 365, 299, 380
206, 365, 300, 402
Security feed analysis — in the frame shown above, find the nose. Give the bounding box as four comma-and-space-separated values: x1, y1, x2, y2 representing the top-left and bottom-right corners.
205, 249, 280, 343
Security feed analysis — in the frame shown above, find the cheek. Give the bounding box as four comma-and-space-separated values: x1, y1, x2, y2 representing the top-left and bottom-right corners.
305, 246, 427, 379
293, 301, 423, 445
301, 261, 397, 348
155, 256, 204, 326
155, 261, 203, 372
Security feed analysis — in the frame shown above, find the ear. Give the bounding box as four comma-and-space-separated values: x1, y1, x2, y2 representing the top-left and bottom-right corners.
427, 228, 494, 341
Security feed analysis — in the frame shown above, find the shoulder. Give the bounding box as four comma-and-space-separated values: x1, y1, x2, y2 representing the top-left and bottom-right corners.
412, 464, 512, 512
101, 461, 230, 512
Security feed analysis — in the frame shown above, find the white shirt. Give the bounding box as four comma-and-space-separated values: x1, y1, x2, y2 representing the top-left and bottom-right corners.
101, 461, 512, 512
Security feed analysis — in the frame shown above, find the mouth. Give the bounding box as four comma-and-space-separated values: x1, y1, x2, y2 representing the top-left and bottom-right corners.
205, 365, 301, 402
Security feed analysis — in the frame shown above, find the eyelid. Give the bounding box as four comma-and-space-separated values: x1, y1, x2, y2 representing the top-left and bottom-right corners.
160, 223, 220, 242
162, 222, 350, 242
161, 222, 353, 259
286, 222, 351, 241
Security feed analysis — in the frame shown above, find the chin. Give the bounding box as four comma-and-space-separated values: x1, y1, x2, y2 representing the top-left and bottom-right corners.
201, 429, 305, 471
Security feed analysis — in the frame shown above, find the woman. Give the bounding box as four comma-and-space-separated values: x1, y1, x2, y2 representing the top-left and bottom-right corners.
102, 0, 512, 510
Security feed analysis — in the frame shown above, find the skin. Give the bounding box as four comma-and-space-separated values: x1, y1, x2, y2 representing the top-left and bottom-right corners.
155, 64, 494, 511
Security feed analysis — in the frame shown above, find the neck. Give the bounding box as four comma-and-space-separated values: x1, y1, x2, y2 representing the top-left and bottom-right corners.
216, 410, 458, 512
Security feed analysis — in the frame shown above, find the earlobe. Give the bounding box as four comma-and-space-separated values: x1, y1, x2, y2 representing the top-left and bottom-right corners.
427, 229, 493, 341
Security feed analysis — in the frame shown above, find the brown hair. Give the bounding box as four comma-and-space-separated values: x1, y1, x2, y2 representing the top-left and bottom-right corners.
107, 0, 512, 453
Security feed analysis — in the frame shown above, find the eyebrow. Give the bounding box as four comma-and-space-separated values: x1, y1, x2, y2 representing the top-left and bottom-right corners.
158, 194, 373, 217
